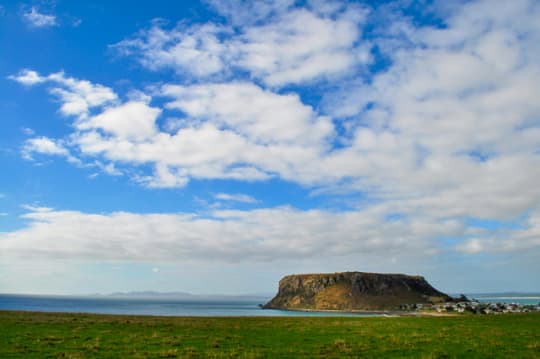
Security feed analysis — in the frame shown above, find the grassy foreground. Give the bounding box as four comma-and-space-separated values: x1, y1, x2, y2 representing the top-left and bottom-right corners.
1, 311, 539, 358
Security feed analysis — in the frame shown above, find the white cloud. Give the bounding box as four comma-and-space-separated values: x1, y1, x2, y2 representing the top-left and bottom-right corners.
94, 161, 122, 177
80, 101, 161, 141
23, 136, 69, 160
20, 204, 53, 213
206, 0, 295, 26
162, 82, 333, 145
21, 135, 124, 177
10, 0, 540, 258
113, 23, 231, 78
114, 4, 370, 86
214, 193, 258, 204
9, 69, 46, 85
46, 72, 119, 118
23, 78, 332, 187
9, 70, 118, 119
316, 0, 540, 219
23, 7, 56, 28
0, 206, 446, 263
3, 204, 537, 270
235, 6, 370, 86
141, 163, 189, 188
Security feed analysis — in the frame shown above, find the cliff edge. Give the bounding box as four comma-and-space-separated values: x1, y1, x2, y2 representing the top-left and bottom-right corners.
263, 272, 452, 311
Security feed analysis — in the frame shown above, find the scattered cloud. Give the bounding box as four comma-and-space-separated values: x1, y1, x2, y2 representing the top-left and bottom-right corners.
205, 0, 295, 26
23, 7, 56, 28
113, 3, 371, 86
9, 70, 118, 119
80, 101, 161, 141
93, 161, 123, 177
235, 6, 370, 86
161, 82, 333, 145
22, 136, 69, 160
113, 23, 232, 78
21, 135, 123, 177
20, 204, 53, 212
8, 0, 540, 263
9, 69, 46, 86
214, 193, 258, 204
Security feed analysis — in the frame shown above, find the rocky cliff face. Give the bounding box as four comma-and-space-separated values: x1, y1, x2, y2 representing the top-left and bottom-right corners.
264, 272, 452, 311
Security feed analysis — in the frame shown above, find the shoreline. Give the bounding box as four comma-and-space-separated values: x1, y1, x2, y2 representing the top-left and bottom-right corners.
262, 306, 457, 317
0, 308, 455, 318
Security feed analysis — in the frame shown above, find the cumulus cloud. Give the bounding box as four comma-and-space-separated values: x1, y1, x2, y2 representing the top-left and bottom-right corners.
23, 7, 56, 28
113, 23, 232, 78
235, 6, 370, 86
9, 69, 46, 85
9, 0, 540, 260
316, 0, 540, 219
113, 3, 370, 86
161, 82, 333, 145
16, 76, 334, 186
22, 136, 69, 160
9, 70, 118, 119
80, 101, 161, 141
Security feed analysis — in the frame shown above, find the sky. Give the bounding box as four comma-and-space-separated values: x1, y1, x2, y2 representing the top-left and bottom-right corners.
0, 0, 539, 296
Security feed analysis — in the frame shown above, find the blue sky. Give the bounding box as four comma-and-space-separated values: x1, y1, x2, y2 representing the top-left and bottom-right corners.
1, 0, 540, 295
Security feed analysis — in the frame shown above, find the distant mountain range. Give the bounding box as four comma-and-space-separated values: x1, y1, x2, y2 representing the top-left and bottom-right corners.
95, 291, 272, 301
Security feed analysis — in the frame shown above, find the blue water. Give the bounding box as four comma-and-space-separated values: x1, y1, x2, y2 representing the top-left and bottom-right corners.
2, 293, 537, 316
467, 293, 540, 306
0, 294, 381, 317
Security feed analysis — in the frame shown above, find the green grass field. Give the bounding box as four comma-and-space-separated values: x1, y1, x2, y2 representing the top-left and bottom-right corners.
1, 311, 539, 358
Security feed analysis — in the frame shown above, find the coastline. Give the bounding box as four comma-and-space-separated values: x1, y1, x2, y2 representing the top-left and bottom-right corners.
262, 306, 456, 317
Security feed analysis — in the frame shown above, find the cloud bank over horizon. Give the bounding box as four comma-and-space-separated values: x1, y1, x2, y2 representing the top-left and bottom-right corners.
2, 0, 540, 294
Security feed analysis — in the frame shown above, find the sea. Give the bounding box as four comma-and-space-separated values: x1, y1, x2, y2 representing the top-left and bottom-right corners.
0, 294, 379, 317
466, 293, 540, 306
0, 293, 538, 317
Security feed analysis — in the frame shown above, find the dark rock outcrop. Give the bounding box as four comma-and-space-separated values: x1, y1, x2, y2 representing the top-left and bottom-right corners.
263, 272, 452, 311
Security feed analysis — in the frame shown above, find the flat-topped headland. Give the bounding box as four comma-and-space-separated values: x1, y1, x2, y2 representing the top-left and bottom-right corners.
263, 271, 453, 311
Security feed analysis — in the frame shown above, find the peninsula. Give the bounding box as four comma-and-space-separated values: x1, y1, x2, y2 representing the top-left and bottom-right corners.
264, 272, 452, 311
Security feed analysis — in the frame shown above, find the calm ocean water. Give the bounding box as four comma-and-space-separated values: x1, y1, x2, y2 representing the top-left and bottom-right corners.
1, 293, 538, 316
0, 294, 381, 317
467, 293, 540, 306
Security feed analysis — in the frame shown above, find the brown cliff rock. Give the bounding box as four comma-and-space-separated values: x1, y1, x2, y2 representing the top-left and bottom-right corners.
263, 272, 452, 311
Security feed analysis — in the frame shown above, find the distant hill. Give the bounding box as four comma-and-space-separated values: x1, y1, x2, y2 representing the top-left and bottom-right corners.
106, 291, 193, 299
263, 272, 452, 311
102, 291, 271, 301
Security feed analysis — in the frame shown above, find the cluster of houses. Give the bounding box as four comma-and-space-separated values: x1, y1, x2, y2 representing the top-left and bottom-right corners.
400, 299, 540, 314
